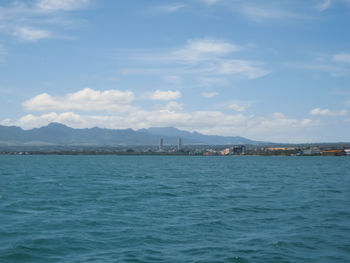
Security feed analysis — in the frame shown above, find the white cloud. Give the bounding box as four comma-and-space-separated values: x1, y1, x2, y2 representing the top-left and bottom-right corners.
5, 89, 321, 142
151, 90, 181, 101
310, 108, 347, 116
13, 27, 52, 42
219, 60, 270, 79
0, 118, 12, 126
173, 38, 239, 63
0, 0, 89, 43
163, 101, 183, 111
36, 0, 89, 12
228, 103, 247, 112
8, 89, 319, 142
16, 112, 82, 129
333, 53, 350, 64
172, 39, 270, 79
316, 0, 332, 11
201, 92, 218, 98
124, 38, 269, 80
154, 3, 186, 13
4, 109, 319, 142
242, 5, 279, 19
23, 88, 135, 112
240, 4, 300, 21
199, 0, 219, 5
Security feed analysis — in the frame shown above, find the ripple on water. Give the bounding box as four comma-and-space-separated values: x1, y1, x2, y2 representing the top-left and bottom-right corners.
0, 155, 349, 263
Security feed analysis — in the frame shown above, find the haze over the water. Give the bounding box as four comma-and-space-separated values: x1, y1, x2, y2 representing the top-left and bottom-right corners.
0, 0, 349, 143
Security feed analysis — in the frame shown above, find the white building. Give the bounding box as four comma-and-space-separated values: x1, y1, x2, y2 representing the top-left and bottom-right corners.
159, 138, 163, 151
178, 138, 182, 151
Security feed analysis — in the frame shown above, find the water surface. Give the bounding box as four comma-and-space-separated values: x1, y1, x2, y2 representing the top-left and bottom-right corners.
0, 156, 349, 262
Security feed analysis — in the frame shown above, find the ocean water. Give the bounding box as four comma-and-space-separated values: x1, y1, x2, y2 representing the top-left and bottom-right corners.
0, 156, 349, 263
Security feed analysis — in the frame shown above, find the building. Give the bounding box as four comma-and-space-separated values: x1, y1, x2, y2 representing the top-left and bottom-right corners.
267, 147, 296, 151
220, 148, 232, 155
204, 149, 218, 156
322, 150, 345, 156
302, 147, 322, 155
178, 138, 182, 151
233, 145, 246, 155
159, 138, 163, 151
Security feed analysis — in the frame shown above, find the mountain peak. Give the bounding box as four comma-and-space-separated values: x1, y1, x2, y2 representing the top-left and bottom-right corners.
46, 122, 70, 129
47, 122, 67, 127
0, 123, 262, 145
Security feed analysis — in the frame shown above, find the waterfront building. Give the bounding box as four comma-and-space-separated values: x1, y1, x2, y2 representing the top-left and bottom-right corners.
267, 147, 296, 151
233, 145, 246, 155
159, 138, 163, 151
302, 147, 322, 155
322, 150, 345, 156
220, 148, 232, 155
178, 138, 182, 151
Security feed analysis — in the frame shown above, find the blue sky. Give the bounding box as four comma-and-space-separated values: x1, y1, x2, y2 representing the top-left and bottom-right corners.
0, 0, 350, 142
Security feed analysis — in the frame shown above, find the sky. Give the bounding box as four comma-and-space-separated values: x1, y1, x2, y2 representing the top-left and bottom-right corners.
0, 0, 350, 143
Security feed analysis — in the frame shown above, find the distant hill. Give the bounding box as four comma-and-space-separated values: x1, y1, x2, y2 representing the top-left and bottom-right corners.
0, 123, 263, 146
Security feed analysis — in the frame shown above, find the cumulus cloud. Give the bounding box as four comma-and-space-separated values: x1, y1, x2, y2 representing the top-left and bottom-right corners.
13, 27, 52, 42
219, 60, 270, 79
310, 108, 347, 116
14, 89, 317, 140
163, 101, 183, 111
151, 90, 181, 101
5, 90, 321, 142
333, 53, 350, 64
23, 88, 135, 112
228, 103, 247, 112
4, 109, 318, 142
17, 112, 83, 129
201, 92, 218, 98
1, 87, 322, 142
36, 0, 89, 12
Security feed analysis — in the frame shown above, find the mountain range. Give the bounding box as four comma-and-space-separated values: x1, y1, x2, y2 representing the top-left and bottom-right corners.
0, 123, 264, 146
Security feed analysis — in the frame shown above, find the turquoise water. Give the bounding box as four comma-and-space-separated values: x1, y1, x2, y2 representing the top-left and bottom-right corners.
0, 156, 349, 263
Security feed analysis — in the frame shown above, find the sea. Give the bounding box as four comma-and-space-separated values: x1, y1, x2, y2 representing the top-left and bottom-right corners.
0, 155, 349, 263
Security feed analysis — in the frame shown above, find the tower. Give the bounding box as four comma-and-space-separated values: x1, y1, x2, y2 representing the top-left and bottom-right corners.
178, 138, 182, 151
159, 138, 163, 151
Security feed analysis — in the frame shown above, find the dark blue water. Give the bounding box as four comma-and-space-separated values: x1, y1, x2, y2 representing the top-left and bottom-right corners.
0, 156, 349, 262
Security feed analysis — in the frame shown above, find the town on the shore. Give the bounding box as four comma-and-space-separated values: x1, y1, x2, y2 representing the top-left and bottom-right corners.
1, 138, 350, 156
